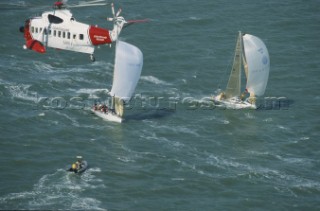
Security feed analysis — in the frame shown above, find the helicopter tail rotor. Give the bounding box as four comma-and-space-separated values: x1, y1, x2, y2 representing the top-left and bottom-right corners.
116, 8, 122, 17
107, 3, 127, 41
107, 3, 123, 23
111, 3, 115, 17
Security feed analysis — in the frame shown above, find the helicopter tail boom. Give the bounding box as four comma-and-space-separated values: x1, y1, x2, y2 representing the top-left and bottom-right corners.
89, 26, 112, 45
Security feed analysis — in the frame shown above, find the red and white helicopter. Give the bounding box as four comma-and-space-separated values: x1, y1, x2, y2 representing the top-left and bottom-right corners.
19, 0, 145, 61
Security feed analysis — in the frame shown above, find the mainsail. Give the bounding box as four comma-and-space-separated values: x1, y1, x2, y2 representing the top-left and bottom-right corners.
243, 34, 270, 96
109, 41, 143, 117
225, 32, 242, 99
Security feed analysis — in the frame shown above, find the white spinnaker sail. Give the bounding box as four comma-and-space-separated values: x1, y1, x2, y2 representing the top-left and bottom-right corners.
243, 34, 270, 96
110, 41, 143, 102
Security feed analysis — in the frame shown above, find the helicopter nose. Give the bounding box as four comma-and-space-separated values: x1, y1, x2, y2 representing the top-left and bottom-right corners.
19, 26, 24, 33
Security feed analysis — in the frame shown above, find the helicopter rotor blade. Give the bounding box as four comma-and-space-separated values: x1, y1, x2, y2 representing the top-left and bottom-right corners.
111, 3, 115, 17
116, 8, 122, 17
80, 0, 106, 3
126, 19, 150, 23
67, 0, 107, 8
68, 3, 107, 8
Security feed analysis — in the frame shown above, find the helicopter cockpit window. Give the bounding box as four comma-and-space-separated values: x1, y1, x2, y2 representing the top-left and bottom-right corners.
48, 14, 63, 24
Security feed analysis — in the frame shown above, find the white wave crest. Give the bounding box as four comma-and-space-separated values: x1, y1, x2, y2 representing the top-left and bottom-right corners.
76, 88, 109, 95
6, 84, 38, 102
140, 76, 170, 85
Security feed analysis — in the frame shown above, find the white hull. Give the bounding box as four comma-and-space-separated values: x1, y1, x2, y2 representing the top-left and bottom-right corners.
91, 109, 122, 123
213, 32, 269, 111
212, 96, 256, 109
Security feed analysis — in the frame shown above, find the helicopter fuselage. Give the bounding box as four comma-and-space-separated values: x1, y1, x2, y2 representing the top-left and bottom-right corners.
21, 8, 113, 60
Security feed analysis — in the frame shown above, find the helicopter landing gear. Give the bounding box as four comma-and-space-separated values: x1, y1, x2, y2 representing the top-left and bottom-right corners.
90, 54, 95, 62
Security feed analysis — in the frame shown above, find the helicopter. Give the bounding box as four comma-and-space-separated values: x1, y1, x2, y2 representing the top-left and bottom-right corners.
19, 0, 145, 62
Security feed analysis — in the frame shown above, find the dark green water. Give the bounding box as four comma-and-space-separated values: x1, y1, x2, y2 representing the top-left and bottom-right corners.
0, 0, 319, 210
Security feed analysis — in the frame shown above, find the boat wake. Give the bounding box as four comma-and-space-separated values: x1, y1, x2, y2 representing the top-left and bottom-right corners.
0, 168, 106, 210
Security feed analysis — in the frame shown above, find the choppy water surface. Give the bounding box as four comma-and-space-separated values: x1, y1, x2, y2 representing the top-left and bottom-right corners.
0, 0, 319, 210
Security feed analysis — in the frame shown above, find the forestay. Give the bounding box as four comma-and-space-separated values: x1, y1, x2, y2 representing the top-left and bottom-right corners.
243, 34, 270, 96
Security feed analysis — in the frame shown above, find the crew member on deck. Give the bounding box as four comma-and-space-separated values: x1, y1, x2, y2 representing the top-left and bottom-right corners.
75, 156, 83, 169
71, 163, 77, 172
93, 103, 98, 111
54, 1, 63, 9
216, 92, 226, 100
248, 92, 256, 105
69, 156, 82, 173
102, 105, 108, 113
240, 89, 248, 101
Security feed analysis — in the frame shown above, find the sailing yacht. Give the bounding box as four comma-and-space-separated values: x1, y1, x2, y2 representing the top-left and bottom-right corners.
92, 40, 143, 123
212, 31, 270, 109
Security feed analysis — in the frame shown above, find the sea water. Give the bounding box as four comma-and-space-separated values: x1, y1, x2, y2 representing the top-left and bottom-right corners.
0, 0, 319, 210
